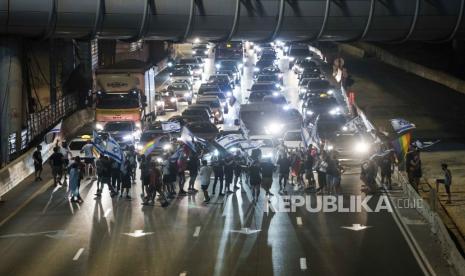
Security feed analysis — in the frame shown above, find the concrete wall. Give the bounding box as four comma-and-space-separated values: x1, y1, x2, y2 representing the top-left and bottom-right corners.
339, 42, 465, 95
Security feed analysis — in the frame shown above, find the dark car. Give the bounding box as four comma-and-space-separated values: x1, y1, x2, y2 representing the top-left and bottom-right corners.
208, 74, 234, 92
246, 90, 274, 103
192, 44, 209, 58
288, 45, 311, 68
253, 59, 275, 77
182, 108, 214, 123
298, 67, 321, 80
187, 121, 219, 141
254, 74, 283, 86
249, 82, 281, 93
198, 83, 222, 95
302, 96, 342, 120
160, 91, 178, 111
300, 79, 332, 100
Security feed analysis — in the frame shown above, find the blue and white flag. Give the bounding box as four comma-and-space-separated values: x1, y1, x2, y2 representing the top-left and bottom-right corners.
105, 135, 123, 163
390, 118, 416, 134
162, 121, 181, 132
50, 121, 63, 133
180, 126, 197, 152
92, 130, 106, 154
216, 134, 246, 149
235, 140, 264, 150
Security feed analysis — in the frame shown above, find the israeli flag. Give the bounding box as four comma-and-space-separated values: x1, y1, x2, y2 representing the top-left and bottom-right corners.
105, 135, 123, 163
162, 121, 181, 132
180, 126, 197, 152
216, 134, 246, 149
50, 121, 63, 133
92, 130, 106, 154
390, 118, 416, 134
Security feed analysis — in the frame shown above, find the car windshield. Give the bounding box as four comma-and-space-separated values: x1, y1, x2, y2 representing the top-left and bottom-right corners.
289, 48, 310, 56
256, 60, 274, 67
171, 70, 190, 76
263, 96, 287, 104
189, 123, 217, 132
179, 59, 198, 64
260, 53, 276, 60
209, 75, 229, 82
262, 67, 280, 74
219, 61, 237, 67
251, 83, 277, 91
183, 109, 205, 116
308, 81, 330, 90
204, 93, 226, 100
69, 141, 87, 151
284, 132, 302, 141
252, 139, 273, 147
198, 99, 221, 108
249, 91, 272, 102
199, 86, 220, 94
140, 132, 166, 143
104, 122, 133, 132
257, 75, 278, 82
168, 84, 188, 90
96, 93, 139, 109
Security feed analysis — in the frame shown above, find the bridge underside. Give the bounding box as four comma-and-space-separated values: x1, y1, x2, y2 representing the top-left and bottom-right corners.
1, 0, 465, 42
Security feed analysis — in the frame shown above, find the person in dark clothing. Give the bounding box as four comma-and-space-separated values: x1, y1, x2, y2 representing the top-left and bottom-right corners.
212, 155, 225, 196
316, 153, 329, 194
143, 161, 169, 207
177, 152, 188, 195
436, 163, 452, 204
233, 150, 245, 190
304, 153, 315, 189
224, 156, 235, 194
380, 152, 394, 190
249, 158, 262, 201
139, 154, 150, 197
33, 145, 43, 181
111, 158, 122, 194
277, 154, 291, 193
187, 153, 200, 192
49, 147, 64, 186
96, 155, 116, 197
121, 159, 132, 199
260, 160, 275, 196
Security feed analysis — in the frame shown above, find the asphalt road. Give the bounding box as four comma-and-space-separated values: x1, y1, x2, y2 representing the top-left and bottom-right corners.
0, 45, 425, 276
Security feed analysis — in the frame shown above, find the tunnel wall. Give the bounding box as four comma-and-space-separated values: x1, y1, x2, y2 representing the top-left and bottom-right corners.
0, 0, 464, 42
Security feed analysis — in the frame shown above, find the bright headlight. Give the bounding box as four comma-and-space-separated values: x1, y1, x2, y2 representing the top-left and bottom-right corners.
327, 89, 335, 95
192, 50, 196, 54
136, 144, 143, 151
253, 67, 260, 72
226, 91, 232, 97
284, 46, 289, 52
354, 141, 370, 154
329, 107, 341, 116
204, 50, 208, 54
135, 122, 141, 129
289, 57, 295, 61
215, 64, 221, 69
184, 92, 190, 97
156, 101, 163, 106
156, 157, 163, 163
273, 92, 279, 96
306, 110, 314, 116
327, 145, 334, 151
167, 62, 173, 67
170, 97, 177, 103
262, 152, 274, 159
275, 83, 281, 88
265, 122, 284, 135
123, 134, 133, 141
300, 88, 307, 93
282, 105, 290, 110
341, 126, 349, 132
95, 123, 103, 130
163, 144, 172, 151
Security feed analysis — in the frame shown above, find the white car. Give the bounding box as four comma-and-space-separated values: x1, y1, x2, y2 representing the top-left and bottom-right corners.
248, 135, 277, 162
283, 130, 303, 150
68, 136, 91, 159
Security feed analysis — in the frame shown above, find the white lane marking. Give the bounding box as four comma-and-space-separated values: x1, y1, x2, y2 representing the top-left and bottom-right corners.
73, 248, 85, 261
193, 226, 201, 237
296, 217, 303, 226
104, 208, 112, 218
179, 272, 187, 276
300, 257, 307, 270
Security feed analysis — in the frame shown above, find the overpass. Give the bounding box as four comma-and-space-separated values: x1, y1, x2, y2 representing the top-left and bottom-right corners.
1, 0, 465, 42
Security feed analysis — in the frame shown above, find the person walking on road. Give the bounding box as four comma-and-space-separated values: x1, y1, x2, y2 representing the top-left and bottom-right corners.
199, 159, 213, 203
436, 163, 452, 204
139, 154, 150, 198
316, 152, 328, 194
187, 152, 200, 193
224, 155, 235, 194
120, 158, 132, 199
233, 150, 245, 190
249, 158, 262, 202
143, 160, 169, 207
33, 145, 43, 181
380, 152, 394, 190
69, 156, 84, 203
49, 146, 64, 186
261, 159, 275, 197
80, 140, 96, 180
277, 153, 291, 194
59, 141, 71, 182
304, 152, 315, 190
177, 151, 188, 195
163, 156, 177, 198
212, 155, 225, 196
111, 157, 122, 194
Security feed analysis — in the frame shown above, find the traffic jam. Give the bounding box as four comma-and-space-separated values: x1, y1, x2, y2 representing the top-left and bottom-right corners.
69, 39, 372, 201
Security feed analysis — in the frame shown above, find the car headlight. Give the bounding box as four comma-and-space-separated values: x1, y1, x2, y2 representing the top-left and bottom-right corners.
184, 92, 190, 97
275, 83, 281, 89
327, 89, 335, 95
329, 107, 341, 116
238, 63, 244, 69
156, 157, 163, 163
156, 101, 163, 106
262, 152, 274, 159
253, 67, 260, 72
282, 105, 290, 110
135, 122, 142, 129
136, 144, 143, 151
226, 91, 232, 97
272, 92, 279, 96
354, 141, 370, 154
192, 50, 196, 54
170, 97, 177, 103
289, 57, 295, 61
204, 50, 208, 54
278, 73, 283, 78
123, 134, 134, 141
300, 88, 307, 93
265, 122, 284, 135
306, 110, 314, 116
341, 126, 349, 132
284, 46, 289, 52
163, 144, 172, 151
327, 145, 334, 151
215, 64, 221, 69
95, 123, 103, 130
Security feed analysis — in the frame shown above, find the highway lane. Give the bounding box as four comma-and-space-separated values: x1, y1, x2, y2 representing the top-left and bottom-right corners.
0, 44, 427, 276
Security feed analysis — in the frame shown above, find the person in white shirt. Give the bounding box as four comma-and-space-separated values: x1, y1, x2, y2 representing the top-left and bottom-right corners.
80, 140, 96, 179
199, 159, 213, 203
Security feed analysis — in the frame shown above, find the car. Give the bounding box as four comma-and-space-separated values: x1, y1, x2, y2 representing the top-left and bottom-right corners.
136, 125, 173, 157
246, 90, 274, 103
178, 58, 204, 80
288, 44, 312, 69
202, 92, 229, 110
103, 121, 139, 147
248, 135, 277, 162
254, 74, 283, 86
68, 136, 91, 159
182, 108, 214, 123
215, 69, 239, 85
302, 96, 342, 120
186, 121, 219, 141
298, 67, 322, 80
166, 82, 193, 104
160, 91, 178, 111
197, 95, 226, 120
169, 68, 194, 83
249, 82, 281, 93
154, 94, 166, 115
188, 103, 223, 124
172, 79, 193, 90
215, 59, 244, 75
293, 57, 318, 74
283, 130, 303, 150
300, 79, 333, 100
262, 94, 289, 107
192, 44, 210, 58
257, 51, 278, 62
253, 60, 275, 77
208, 74, 234, 92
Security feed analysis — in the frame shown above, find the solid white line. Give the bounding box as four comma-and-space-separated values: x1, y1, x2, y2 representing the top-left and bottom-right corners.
300, 257, 307, 270
193, 226, 201, 237
73, 248, 84, 261
104, 209, 112, 218
296, 217, 303, 226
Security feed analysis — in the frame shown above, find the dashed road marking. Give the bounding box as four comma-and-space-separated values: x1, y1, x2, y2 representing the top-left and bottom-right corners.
193, 226, 201, 237
296, 217, 303, 226
300, 257, 307, 270
73, 248, 84, 261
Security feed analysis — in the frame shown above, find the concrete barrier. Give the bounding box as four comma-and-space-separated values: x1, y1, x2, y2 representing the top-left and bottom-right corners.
0, 108, 94, 197
338, 42, 465, 95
